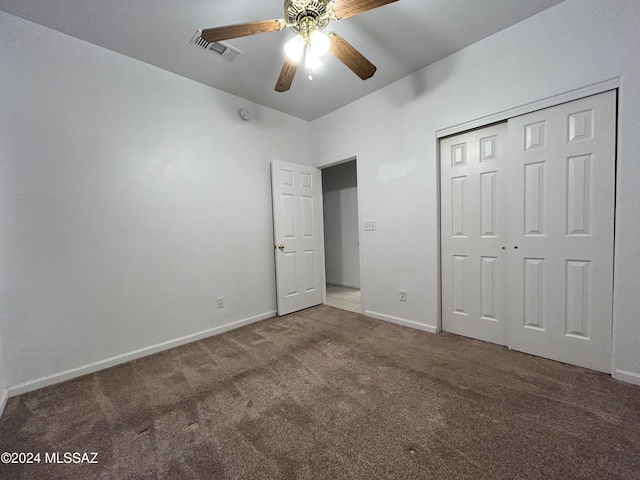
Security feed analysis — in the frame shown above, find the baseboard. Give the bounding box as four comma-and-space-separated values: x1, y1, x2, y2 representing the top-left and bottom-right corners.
8, 310, 277, 397
0, 389, 7, 418
364, 310, 437, 334
326, 280, 361, 289
613, 369, 640, 387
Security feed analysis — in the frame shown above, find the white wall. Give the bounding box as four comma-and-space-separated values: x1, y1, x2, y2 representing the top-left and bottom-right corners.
0, 328, 7, 415
0, 11, 311, 393
310, 0, 640, 383
322, 161, 360, 289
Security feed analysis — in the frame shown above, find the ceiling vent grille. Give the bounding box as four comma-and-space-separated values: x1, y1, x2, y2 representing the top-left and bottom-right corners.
190, 31, 243, 63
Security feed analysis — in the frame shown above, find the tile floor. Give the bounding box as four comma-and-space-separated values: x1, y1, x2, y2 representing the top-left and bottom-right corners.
325, 284, 361, 313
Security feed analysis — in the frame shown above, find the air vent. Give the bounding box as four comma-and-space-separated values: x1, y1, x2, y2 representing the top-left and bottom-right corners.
190, 31, 243, 63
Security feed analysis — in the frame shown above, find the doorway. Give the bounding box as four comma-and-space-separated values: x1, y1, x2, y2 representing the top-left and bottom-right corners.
321, 160, 361, 313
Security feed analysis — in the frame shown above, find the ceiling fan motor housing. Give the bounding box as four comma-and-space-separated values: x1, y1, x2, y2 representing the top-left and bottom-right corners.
285, 0, 331, 34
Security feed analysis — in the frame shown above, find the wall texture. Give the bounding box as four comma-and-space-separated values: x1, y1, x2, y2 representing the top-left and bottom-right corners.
0, 328, 6, 415
310, 0, 640, 383
0, 11, 311, 392
322, 161, 360, 289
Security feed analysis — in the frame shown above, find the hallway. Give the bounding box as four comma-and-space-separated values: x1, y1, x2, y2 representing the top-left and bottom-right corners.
325, 284, 361, 313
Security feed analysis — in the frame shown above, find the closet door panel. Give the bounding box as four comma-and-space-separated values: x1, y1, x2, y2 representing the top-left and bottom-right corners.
506, 90, 616, 372
441, 123, 508, 346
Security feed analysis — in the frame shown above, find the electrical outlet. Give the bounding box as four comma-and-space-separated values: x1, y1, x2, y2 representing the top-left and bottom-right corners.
217, 296, 224, 308
364, 221, 377, 231
399, 290, 407, 302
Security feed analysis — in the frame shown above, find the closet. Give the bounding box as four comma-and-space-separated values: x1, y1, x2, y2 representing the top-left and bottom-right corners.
440, 90, 616, 372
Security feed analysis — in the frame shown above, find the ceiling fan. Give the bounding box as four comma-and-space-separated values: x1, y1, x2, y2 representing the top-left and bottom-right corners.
201, 0, 399, 92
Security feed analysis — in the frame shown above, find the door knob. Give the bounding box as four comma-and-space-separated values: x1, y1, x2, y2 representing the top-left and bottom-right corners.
501, 246, 506, 250
277, 244, 285, 251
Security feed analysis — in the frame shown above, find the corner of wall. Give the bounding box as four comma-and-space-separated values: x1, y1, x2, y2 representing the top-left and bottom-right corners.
0, 389, 7, 418
613, 369, 640, 387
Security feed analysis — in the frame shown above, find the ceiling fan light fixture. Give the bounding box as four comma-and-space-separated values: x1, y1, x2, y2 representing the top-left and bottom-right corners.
305, 47, 322, 70
284, 35, 305, 62
202, 0, 397, 92
310, 30, 331, 57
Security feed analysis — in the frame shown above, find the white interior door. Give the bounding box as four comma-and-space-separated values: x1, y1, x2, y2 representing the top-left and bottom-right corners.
441, 123, 509, 346
271, 160, 324, 316
506, 90, 616, 372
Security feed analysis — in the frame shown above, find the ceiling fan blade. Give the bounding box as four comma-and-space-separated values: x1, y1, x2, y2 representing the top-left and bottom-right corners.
201, 19, 284, 43
329, 33, 377, 80
331, 0, 399, 20
275, 57, 299, 92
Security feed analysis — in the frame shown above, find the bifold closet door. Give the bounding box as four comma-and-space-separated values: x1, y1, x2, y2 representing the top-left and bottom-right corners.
441, 123, 508, 346
506, 91, 616, 373
440, 91, 616, 372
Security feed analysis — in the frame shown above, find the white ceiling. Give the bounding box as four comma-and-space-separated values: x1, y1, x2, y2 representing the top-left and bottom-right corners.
0, 0, 565, 121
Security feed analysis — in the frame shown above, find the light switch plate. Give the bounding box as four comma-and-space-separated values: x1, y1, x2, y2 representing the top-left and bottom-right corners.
364, 221, 376, 231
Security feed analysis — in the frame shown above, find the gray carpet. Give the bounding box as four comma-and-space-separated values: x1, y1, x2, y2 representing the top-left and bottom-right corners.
1, 305, 639, 479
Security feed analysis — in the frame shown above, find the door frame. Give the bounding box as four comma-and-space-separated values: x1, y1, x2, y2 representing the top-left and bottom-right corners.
316, 154, 364, 310
435, 78, 620, 373
436, 78, 620, 139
